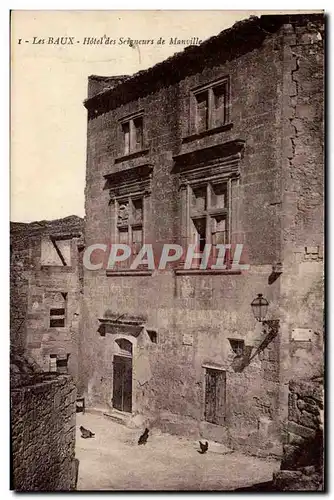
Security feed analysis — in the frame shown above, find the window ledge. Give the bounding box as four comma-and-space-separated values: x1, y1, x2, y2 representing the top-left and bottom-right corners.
174, 268, 242, 276
182, 123, 233, 144
114, 148, 150, 164
106, 269, 153, 277
202, 363, 227, 371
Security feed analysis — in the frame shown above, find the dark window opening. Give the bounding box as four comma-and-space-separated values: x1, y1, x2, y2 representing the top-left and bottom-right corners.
147, 330, 158, 343
49, 354, 69, 373
50, 318, 65, 328
57, 354, 70, 374
49, 294, 67, 328
228, 338, 245, 357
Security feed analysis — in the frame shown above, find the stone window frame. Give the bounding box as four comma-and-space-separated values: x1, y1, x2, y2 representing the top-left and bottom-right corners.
173, 141, 245, 275
114, 194, 145, 268
178, 171, 239, 272
105, 165, 153, 276
187, 179, 231, 255
119, 110, 145, 157
190, 77, 230, 137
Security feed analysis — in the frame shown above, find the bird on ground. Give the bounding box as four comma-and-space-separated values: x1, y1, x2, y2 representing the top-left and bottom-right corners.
138, 427, 149, 445
199, 440, 209, 454
80, 425, 95, 439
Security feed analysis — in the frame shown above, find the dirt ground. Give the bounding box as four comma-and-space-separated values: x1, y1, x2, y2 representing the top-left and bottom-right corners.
76, 412, 280, 491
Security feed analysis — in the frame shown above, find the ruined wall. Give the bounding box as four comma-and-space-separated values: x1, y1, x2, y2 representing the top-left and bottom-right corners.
82, 15, 324, 453
273, 377, 324, 491
11, 373, 78, 491
10, 216, 84, 380
10, 227, 33, 354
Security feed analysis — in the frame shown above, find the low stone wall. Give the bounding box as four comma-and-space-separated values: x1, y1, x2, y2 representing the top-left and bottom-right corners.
11, 373, 78, 491
273, 377, 324, 491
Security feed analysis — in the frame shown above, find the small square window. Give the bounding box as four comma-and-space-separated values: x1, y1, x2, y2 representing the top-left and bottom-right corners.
228, 338, 245, 356
147, 330, 158, 344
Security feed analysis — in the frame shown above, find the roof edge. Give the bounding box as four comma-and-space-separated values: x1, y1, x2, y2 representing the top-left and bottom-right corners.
83, 13, 324, 115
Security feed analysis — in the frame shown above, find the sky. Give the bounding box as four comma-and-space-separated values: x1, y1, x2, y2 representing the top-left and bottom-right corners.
10, 10, 319, 222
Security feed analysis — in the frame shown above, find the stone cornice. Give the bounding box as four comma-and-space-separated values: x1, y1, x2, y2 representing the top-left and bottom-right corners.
172, 140, 245, 186
103, 164, 153, 199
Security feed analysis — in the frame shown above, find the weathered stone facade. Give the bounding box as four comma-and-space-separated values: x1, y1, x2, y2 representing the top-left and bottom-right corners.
81, 14, 324, 456
10, 215, 84, 380
273, 376, 324, 491
11, 370, 78, 491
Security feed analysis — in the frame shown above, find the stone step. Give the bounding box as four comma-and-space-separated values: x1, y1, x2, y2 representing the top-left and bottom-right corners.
103, 410, 131, 426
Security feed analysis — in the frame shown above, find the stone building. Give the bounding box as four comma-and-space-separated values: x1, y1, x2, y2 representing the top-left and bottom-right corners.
81, 14, 324, 454
10, 215, 84, 380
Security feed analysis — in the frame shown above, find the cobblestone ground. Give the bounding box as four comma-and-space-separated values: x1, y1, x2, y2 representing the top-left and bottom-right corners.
76, 413, 280, 491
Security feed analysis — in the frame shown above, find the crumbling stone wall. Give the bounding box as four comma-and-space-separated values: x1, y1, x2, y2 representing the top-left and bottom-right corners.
273, 377, 324, 491
10, 216, 84, 380
11, 372, 78, 491
10, 227, 31, 355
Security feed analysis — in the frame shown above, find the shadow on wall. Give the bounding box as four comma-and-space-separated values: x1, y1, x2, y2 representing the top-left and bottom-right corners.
231, 321, 279, 373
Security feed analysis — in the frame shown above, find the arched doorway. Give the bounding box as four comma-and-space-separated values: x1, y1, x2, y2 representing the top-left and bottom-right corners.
113, 338, 133, 413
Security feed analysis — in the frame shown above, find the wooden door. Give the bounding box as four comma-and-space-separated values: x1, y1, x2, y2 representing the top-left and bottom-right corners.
113, 355, 132, 413
204, 368, 226, 425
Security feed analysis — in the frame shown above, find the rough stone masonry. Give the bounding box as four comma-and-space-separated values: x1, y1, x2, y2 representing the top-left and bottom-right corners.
80, 13, 324, 459
11, 367, 78, 491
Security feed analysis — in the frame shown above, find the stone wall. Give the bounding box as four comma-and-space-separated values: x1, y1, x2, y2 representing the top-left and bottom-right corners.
11, 372, 78, 491
81, 14, 324, 454
10, 215, 84, 380
278, 16, 324, 430
273, 377, 324, 491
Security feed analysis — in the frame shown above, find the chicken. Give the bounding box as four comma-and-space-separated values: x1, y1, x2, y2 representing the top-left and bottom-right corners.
199, 440, 209, 454
138, 427, 149, 445
80, 425, 95, 439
